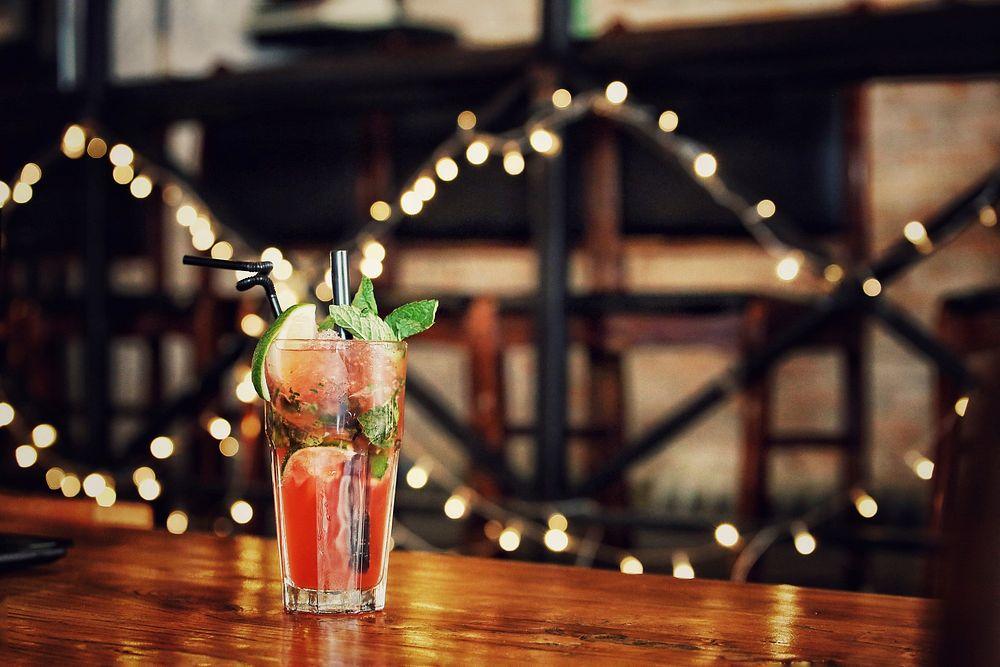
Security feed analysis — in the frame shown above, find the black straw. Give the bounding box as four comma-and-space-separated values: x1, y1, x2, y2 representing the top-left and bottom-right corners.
183, 255, 282, 319
330, 250, 351, 339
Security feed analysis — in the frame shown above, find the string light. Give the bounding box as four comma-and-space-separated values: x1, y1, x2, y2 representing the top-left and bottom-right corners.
775, 255, 801, 282
370, 200, 392, 221
483, 519, 503, 541
219, 437, 240, 457
150, 435, 174, 459
235, 380, 257, 403
211, 241, 234, 260
162, 184, 183, 206
166, 510, 189, 534
45, 467, 65, 490
230, 500, 253, 524
176, 205, 197, 226
112, 164, 134, 185
14, 445, 37, 468
359, 256, 384, 279
61, 474, 81, 497
31, 423, 57, 448
129, 175, 153, 199
547, 513, 568, 531
604, 81, 628, 104
82, 473, 107, 498
903, 220, 928, 244
851, 490, 878, 518
261, 247, 283, 264
0, 402, 13, 426
138, 478, 161, 500
20, 163, 42, 185
529, 128, 555, 154
0, 181, 9, 207
363, 240, 386, 262
108, 143, 134, 166
272, 258, 293, 281
543, 528, 569, 552
954, 395, 969, 417
405, 463, 429, 489
465, 141, 489, 165
87, 137, 108, 158
456, 110, 477, 130
241, 413, 262, 439
756, 199, 777, 218
435, 157, 459, 182
714, 522, 740, 548
208, 417, 232, 440
979, 204, 997, 227
414, 176, 436, 201
503, 150, 525, 176
314, 281, 333, 302
400, 190, 423, 215
62, 124, 86, 156
551, 88, 572, 108
619, 555, 643, 575
672, 552, 695, 579
444, 493, 468, 519
658, 110, 679, 132
132, 466, 155, 485
191, 228, 215, 251
862, 277, 882, 297
498, 526, 521, 552
693, 153, 717, 178
96, 487, 117, 507
905, 451, 935, 480
824, 264, 844, 283
12, 182, 32, 204
241, 313, 267, 337
791, 522, 817, 555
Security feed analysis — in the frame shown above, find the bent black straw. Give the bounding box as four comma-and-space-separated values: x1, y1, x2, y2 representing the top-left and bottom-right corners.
182, 255, 282, 319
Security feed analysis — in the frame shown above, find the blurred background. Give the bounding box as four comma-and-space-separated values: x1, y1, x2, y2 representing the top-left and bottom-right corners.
1, 0, 998, 596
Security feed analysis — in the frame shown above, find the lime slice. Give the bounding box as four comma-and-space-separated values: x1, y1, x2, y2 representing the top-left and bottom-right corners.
250, 303, 317, 402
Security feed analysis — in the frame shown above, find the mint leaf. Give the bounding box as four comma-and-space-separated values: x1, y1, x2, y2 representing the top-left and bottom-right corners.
385, 300, 438, 340
358, 397, 398, 449
370, 453, 389, 480
324, 305, 396, 341
352, 277, 378, 316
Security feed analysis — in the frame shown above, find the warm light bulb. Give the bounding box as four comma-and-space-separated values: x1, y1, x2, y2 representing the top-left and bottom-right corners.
272, 258, 293, 281
211, 241, 234, 260
414, 176, 436, 201
208, 417, 232, 440
261, 247, 283, 264
498, 527, 521, 552
191, 228, 215, 251
775, 255, 801, 282
443, 494, 468, 519
359, 257, 384, 279
219, 437, 240, 457
465, 141, 489, 165
87, 137, 108, 158
0, 181, 9, 206
112, 164, 134, 185
138, 478, 161, 500
544, 528, 569, 552
405, 464, 429, 489
503, 150, 525, 176
166, 510, 189, 534
45, 467, 65, 490
604, 80, 628, 104
96, 487, 117, 507
714, 522, 740, 548
61, 474, 82, 497
435, 157, 459, 182
913, 456, 935, 480
241, 313, 267, 337
551, 88, 572, 108
862, 278, 882, 297
852, 490, 878, 518
162, 184, 182, 206
63, 124, 86, 153
235, 381, 256, 404
12, 182, 32, 204
954, 395, 969, 417
230, 500, 253, 524
619, 555, 643, 575
672, 553, 695, 579
176, 205, 197, 226
132, 466, 155, 485
32, 423, 57, 448
658, 110, 679, 132
20, 163, 42, 185
979, 205, 997, 227
756, 199, 776, 218
14, 445, 37, 468
903, 220, 928, 244
315, 282, 333, 302
370, 200, 392, 221
400, 191, 423, 216
456, 110, 477, 130
150, 435, 174, 459
529, 128, 555, 154
693, 153, 717, 178
792, 523, 817, 555
83, 472, 107, 498
129, 175, 153, 199
0, 402, 13, 426
548, 513, 568, 531
363, 240, 386, 262
824, 264, 844, 283
109, 143, 134, 166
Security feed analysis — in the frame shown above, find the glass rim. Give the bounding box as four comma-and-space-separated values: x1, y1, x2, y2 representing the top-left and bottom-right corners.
272, 338, 407, 350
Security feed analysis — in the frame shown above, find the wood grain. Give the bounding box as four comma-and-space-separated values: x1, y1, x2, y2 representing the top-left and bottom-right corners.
0, 517, 936, 664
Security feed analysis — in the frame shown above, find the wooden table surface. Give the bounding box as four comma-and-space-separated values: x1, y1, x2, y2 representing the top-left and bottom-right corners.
1, 519, 937, 664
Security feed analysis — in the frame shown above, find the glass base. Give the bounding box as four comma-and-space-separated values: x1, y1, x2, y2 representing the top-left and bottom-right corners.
283, 581, 385, 614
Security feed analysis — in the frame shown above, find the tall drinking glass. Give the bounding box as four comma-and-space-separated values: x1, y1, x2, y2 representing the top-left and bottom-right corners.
263, 338, 406, 614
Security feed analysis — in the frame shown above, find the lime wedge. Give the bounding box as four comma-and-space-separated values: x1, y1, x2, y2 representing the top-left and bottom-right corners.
250, 303, 317, 401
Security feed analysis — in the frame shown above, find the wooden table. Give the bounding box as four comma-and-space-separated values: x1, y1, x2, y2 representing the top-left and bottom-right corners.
1, 520, 937, 664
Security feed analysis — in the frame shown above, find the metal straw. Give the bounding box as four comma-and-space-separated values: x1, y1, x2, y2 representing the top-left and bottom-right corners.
330, 250, 351, 339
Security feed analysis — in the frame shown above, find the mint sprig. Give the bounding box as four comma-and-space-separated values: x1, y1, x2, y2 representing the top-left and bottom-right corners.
318, 277, 438, 342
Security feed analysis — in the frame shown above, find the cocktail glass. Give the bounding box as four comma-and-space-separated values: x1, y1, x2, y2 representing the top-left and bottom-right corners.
264, 338, 406, 614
